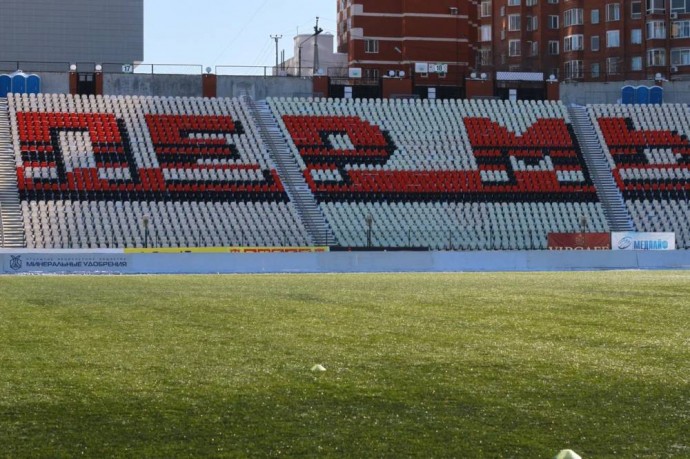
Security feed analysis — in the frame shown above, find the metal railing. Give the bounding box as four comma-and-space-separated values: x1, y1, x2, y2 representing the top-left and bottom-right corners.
0, 202, 4, 248
0, 60, 71, 73
70, 227, 307, 250
214, 65, 315, 77
128, 64, 204, 75
343, 227, 550, 251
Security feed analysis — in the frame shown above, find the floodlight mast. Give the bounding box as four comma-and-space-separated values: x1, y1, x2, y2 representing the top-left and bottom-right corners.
298, 17, 323, 77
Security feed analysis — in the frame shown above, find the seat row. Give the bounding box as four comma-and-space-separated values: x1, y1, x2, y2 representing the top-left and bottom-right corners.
22, 199, 310, 249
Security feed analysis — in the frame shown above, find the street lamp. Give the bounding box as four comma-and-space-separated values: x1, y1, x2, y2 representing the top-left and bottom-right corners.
143, 214, 149, 248
365, 213, 373, 248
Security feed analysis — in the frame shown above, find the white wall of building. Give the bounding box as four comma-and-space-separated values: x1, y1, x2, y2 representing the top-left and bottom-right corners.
279, 33, 347, 77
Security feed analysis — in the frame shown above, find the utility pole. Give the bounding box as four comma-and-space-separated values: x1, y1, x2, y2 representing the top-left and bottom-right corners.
270, 34, 282, 72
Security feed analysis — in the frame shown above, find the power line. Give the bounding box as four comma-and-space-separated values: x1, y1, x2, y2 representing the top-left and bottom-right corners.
212, 0, 270, 65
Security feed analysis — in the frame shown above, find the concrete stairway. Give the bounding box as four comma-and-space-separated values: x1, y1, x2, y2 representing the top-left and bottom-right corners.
568, 104, 634, 232
0, 98, 25, 247
243, 97, 336, 246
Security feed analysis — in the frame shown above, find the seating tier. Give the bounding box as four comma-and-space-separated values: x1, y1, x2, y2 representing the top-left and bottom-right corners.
8, 93, 311, 248
269, 97, 608, 249
589, 104, 690, 248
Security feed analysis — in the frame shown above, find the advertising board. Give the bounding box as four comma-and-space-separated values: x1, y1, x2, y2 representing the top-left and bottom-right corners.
548, 233, 611, 250
4, 252, 129, 274
611, 232, 676, 250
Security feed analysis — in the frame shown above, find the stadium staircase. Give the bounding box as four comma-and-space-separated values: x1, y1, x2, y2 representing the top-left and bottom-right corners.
0, 98, 25, 247
568, 104, 634, 231
244, 97, 336, 246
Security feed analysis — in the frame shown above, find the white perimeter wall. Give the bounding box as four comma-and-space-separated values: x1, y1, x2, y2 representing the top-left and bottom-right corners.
1, 250, 689, 275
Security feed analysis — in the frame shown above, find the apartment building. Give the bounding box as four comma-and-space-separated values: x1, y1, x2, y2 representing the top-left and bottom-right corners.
337, 0, 474, 89
338, 0, 690, 84
475, 0, 690, 81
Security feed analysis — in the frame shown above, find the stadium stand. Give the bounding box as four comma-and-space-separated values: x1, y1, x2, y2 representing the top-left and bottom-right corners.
267, 97, 609, 249
589, 104, 690, 248
5, 92, 687, 251
7, 93, 311, 248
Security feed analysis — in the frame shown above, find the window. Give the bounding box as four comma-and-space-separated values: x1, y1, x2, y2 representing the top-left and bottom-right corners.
591, 62, 601, 78
672, 0, 690, 14
480, 25, 492, 41
365, 39, 379, 53
647, 21, 667, 39
631, 28, 643, 44
526, 16, 538, 31
364, 68, 379, 79
508, 14, 521, 31
529, 41, 539, 56
564, 34, 584, 52
548, 40, 560, 55
647, 0, 665, 14
631, 56, 643, 70
564, 60, 583, 79
508, 0, 520, 5
607, 57, 622, 75
480, 1, 492, 17
607, 30, 620, 47
647, 48, 667, 66
606, 3, 621, 21
548, 15, 559, 29
672, 20, 690, 38
478, 48, 492, 66
631, 1, 642, 18
526, 0, 538, 6
671, 48, 690, 65
591, 9, 600, 24
500, 6, 505, 16
547, 0, 558, 3
563, 9, 584, 27
509, 40, 521, 56
591, 35, 600, 51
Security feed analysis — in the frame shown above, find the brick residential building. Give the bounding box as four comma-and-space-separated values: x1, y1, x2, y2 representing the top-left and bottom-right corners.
338, 0, 690, 87
478, 0, 690, 81
336, 0, 475, 96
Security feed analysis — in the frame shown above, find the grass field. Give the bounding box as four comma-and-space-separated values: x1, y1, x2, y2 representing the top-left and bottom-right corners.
0, 271, 689, 458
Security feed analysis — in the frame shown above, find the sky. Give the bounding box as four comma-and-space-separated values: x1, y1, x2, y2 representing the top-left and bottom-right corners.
143, 0, 338, 71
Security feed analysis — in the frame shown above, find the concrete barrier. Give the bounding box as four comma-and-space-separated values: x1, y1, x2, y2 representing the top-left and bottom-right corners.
1, 249, 688, 275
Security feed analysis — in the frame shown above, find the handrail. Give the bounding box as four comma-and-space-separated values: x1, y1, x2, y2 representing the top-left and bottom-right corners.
0, 202, 4, 248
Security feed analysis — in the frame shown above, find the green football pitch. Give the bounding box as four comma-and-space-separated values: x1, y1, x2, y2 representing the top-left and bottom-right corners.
1, 272, 688, 458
